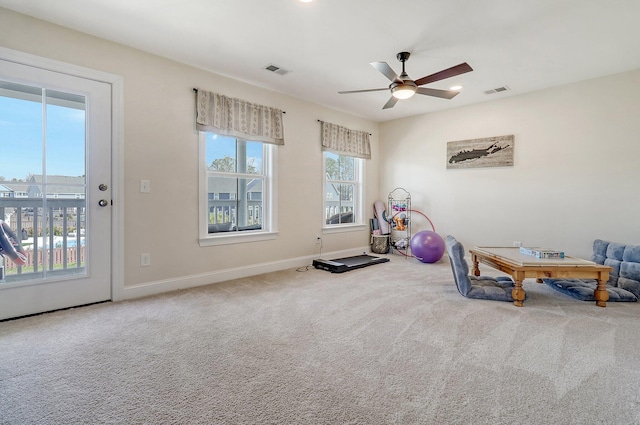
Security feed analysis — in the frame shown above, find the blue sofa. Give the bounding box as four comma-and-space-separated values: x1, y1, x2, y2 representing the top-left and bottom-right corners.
543, 239, 640, 302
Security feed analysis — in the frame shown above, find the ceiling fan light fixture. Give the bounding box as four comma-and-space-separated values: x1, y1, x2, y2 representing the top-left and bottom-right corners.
391, 81, 417, 99
392, 87, 416, 99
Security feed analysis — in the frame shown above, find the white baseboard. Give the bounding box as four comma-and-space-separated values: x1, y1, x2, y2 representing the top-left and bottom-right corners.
120, 246, 371, 300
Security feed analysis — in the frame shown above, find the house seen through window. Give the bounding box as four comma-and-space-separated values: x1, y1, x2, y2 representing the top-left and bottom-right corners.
324, 152, 363, 226
203, 133, 271, 235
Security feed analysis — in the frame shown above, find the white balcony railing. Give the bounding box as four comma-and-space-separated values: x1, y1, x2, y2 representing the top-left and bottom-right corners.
1, 198, 86, 282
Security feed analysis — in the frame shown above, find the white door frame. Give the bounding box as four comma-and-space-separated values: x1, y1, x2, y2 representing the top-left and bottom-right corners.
0, 47, 125, 303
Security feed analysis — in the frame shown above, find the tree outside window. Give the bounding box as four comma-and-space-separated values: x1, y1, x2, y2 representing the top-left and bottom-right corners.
324, 152, 362, 226
204, 133, 268, 234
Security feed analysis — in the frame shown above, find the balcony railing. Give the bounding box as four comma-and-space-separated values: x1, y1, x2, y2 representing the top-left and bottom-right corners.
207, 199, 263, 232
0, 198, 86, 282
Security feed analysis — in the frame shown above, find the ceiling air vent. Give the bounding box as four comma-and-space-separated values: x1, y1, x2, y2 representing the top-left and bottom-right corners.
264, 64, 290, 76
484, 86, 510, 95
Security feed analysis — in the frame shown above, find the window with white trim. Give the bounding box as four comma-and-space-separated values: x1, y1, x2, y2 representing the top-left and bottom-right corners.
323, 152, 363, 227
199, 132, 277, 245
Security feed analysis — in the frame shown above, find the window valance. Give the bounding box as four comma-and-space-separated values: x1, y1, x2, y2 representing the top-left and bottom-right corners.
320, 121, 371, 159
196, 89, 285, 145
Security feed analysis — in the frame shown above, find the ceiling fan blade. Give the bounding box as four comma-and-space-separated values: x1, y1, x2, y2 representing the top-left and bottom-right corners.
370, 62, 402, 83
414, 62, 473, 87
416, 87, 460, 99
338, 88, 388, 94
382, 97, 399, 109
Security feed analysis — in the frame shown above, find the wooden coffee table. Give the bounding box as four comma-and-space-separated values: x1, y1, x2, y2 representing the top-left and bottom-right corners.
469, 247, 612, 307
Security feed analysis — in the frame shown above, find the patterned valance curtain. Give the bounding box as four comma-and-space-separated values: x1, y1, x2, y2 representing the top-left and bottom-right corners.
320, 121, 371, 159
196, 89, 285, 145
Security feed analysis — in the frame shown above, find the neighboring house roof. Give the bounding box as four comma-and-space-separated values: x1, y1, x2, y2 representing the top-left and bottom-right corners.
0, 182, 29, 191
207, 176, 262, 195
27, 175, 85, 195
0, 176, 85, 197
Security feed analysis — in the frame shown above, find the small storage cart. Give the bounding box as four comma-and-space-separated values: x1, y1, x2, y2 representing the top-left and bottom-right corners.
388, 188, 411, 256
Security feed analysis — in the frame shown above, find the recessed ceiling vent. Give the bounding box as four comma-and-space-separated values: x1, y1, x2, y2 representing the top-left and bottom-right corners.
484, 86, 510, 95
264, 64, 290, 76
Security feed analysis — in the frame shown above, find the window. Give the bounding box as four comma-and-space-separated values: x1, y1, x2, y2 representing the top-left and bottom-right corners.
199, 132, 277, 245
323, 152, 363, 227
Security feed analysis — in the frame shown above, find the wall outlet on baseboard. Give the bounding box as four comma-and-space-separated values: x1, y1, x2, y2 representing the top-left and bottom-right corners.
513, 241, 522, 247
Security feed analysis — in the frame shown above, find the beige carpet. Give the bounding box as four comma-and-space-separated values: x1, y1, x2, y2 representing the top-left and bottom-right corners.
1, 255, 639, 424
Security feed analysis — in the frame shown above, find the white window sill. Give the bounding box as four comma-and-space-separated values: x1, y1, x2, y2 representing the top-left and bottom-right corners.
199, 231, 279, 246
322, 224, 367, 234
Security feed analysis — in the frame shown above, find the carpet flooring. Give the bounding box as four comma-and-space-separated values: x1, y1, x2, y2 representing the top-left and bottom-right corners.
1, 255, 639, 424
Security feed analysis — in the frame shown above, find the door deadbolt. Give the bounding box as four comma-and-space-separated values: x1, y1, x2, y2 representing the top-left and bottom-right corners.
99, 183, 108, 191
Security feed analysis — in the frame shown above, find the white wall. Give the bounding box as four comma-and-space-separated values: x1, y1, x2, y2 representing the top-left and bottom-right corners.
3, 7, 639, 295
0, 9, 379, 296
380, 69, 640, 259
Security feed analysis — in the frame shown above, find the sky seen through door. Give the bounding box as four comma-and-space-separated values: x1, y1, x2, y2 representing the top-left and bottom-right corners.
0, 95, 85, 181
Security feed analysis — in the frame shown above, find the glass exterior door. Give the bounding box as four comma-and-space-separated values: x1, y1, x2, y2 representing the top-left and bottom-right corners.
0, 58, 112, 320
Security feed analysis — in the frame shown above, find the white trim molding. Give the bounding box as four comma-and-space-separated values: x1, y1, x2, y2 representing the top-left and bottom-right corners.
122, 246, 370, 300
0, 46, 126, 302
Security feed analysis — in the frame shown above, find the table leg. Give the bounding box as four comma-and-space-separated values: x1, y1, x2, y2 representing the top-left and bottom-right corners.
471, 254, 480, 277
512, 279, 526, 307
594, 278, 609, 308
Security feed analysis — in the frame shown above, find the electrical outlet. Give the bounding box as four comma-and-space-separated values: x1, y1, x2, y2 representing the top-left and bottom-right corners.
513, 241, 522, 247
315, 235, 322, 244
140, 253, 151, 267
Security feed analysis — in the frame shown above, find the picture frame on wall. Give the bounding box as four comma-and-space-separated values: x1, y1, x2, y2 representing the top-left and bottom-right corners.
447, 135, 514, 169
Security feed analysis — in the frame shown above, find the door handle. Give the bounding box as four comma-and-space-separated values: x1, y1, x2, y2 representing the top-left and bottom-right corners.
98, 199, 109, 207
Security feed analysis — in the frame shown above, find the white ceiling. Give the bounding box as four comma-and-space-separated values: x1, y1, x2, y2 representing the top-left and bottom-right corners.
2, 0, 640, 122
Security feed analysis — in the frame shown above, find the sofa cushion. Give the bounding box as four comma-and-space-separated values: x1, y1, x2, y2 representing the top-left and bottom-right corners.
606, 242, 626, 261
591, 239, 609, 264
467, 276, 515, 302
592, 239, 619, 285
623, 244, 640, 263
618, 278, 640, 299
543, 278, 637, 302
619, 249, 640, 298
603, 258, 622, 284
446, 236, 472, 295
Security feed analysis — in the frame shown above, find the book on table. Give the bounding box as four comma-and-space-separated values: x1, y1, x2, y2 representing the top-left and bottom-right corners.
519, 247, 565, 259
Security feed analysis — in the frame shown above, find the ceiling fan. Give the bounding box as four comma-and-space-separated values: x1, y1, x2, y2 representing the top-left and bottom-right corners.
338, 52, 473, 109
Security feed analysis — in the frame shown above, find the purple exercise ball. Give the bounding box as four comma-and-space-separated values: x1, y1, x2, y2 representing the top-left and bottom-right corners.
410, 230, 445, 263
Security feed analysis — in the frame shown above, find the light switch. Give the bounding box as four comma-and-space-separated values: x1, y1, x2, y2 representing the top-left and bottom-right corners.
140, 179, 150, 193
